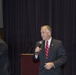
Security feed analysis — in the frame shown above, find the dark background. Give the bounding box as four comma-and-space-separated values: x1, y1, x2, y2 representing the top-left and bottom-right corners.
2, 0, 76, 75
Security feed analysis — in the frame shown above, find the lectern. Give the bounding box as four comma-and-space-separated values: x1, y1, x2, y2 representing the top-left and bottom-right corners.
20, 54, 39, 75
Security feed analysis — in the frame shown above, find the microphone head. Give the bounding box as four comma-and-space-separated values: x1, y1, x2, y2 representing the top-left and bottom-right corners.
39, 41, 42, 44
38, 41, 42, 48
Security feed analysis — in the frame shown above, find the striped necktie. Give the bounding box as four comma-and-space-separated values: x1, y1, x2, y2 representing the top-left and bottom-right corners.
45, 41, 49, 59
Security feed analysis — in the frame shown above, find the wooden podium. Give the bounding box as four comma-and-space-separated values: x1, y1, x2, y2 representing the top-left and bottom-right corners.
20, 54, 39, 75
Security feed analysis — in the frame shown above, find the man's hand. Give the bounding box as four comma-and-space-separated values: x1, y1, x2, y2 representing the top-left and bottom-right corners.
44, 62, 55, 70
35, 47, 41, 53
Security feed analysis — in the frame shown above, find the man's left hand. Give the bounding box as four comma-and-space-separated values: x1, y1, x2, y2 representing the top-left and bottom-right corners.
44, 62, 54, 70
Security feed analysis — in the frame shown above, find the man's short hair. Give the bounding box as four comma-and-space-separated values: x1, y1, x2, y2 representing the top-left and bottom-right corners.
41, 25, 52, 32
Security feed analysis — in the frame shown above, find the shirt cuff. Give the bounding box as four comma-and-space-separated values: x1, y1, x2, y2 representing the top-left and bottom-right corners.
35, 54, 38, 59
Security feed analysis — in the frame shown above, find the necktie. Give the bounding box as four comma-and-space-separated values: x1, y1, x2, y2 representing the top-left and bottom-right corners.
45, 41, 49, 59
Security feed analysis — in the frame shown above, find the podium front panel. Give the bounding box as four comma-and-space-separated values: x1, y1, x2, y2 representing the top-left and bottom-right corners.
20, 54, 39, 75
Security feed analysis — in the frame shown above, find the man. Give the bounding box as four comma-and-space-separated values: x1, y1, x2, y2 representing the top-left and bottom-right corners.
0, 38, 11, 75
33, 25, 67, 75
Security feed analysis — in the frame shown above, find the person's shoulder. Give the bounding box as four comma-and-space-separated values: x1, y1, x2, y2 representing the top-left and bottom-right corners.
53, 39, 62, 43
0, 39, 5, 42
0, 39, 8, 48
52, 39, 63, 47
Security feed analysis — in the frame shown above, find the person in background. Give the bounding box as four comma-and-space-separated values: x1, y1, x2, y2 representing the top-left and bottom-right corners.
33, 25, 67, 75
0, 38, 11, 75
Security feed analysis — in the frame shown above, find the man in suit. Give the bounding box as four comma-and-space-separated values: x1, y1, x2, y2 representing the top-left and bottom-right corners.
33, 25, 67, 75
0, 38, 11, 75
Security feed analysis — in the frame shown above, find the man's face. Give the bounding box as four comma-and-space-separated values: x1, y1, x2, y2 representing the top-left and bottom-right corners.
40, 27, 51, 41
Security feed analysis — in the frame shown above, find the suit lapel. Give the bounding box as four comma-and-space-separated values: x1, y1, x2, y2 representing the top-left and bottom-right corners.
48, 39, 54, 58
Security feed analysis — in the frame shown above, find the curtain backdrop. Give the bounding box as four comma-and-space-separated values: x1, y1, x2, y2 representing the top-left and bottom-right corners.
3, 0, 76, 75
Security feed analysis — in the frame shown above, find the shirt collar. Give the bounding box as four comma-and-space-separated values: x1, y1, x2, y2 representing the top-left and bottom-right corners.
48, 37, 52, 45
45, 37, 52, 47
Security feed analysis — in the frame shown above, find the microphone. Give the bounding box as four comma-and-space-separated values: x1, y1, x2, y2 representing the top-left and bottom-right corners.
37, 41, 42, 48
35, 41, 42, 54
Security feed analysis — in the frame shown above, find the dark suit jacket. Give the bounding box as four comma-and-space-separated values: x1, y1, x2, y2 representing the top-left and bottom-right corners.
0, 39, 11, 75
33, 39, 67, 75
